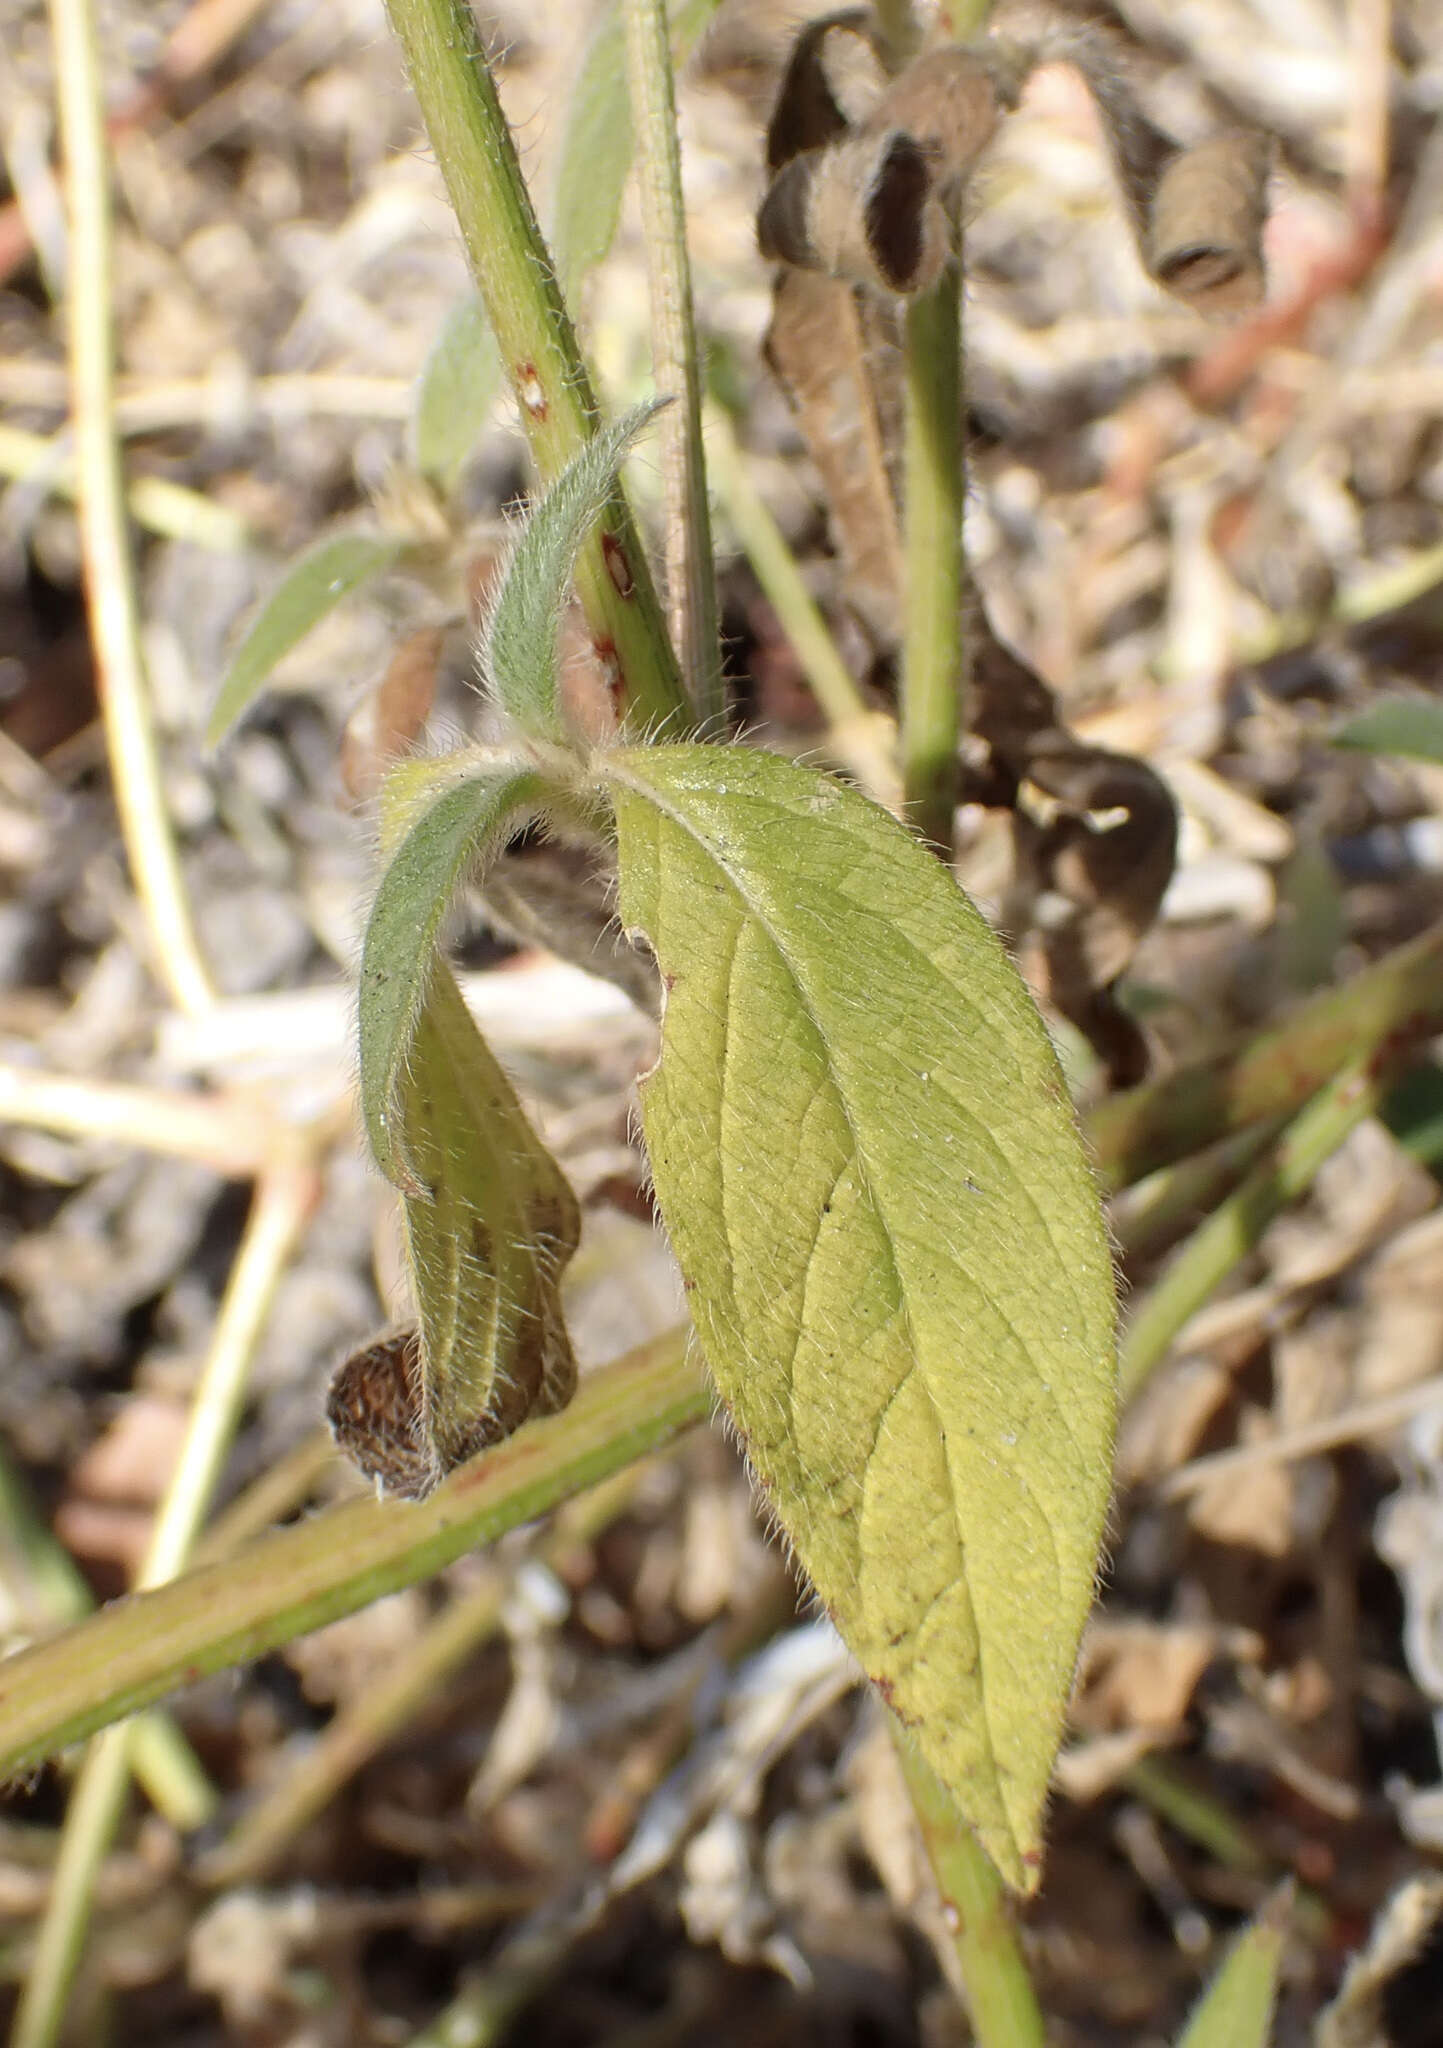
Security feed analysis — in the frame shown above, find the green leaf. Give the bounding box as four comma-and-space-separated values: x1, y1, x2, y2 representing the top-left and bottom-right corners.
1333, 694, 1443, 765
552, 10, 633, 302
410, 292, 503, 491
602, 743, 1117, 1888
1174, 1900, 1287, 2048
208, 533, 404, 747
482, 400, 664, 743
396, 968, 581, 1489
552, 0, 724, 303
359, 757, 550, 1189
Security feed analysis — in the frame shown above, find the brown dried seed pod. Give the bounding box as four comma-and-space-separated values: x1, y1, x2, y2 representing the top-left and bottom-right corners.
1147, 131, 1271, 316
758, 129, 949, 296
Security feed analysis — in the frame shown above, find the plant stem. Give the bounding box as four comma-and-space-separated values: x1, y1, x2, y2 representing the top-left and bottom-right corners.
9, 1726, 133, 2048
1086, 915, 1443, 1192
382, 0, 689, 735
900, 259, 964, 858
623, 0, 722, 725
1109, 1120, 1282, 1263
1120, 1755, 1267, 1875
1118, 1058, 1377, 1401
895, 1730, 1046, 2048
0, 1443, 213, 1833
872, 0, 922, 68
48, 0, 214, 1018
0, 1328, 705, 1779
9, 1161, 316, 2048
705, 404, 900, 808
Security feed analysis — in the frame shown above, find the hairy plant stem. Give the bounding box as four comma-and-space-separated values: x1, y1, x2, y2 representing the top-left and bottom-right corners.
0, 1443, 212, 1834
48, 0, 214, 1016
10, 1162, 316, 2048
382, 0, 688, 735
0, 1330, 705, 1779
900, 256, 964, 858
895, 1732, 1047, 2047
623, 0, 722, 724
1118, 1058, 1378, 1401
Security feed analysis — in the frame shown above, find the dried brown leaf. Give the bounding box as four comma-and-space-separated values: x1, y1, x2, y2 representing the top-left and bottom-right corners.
1147, 132, 1272, 317
758, 128, 948, 295
764, 8, 885, 172
339, 625, 445, 803
863, 45, 1000, 190
763, 268, 904, 645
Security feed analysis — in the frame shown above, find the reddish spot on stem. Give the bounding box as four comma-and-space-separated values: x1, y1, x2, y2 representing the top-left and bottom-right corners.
516, 360, 548, 421
601, 531, 635, 600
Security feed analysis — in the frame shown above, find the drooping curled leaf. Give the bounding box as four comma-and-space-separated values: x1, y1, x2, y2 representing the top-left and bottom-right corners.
359, 757, 550, 1190
602, 743, 1117, 1888
334, 967, 580, 1499
207, 533, 404, 747
481, 400, 665, 744
1334, 693, 1443, 765
410, 293, 503, 491
1175, 1893, 1288, 2048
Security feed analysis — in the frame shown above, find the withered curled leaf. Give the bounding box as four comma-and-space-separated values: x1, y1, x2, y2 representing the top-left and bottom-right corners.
1147, 131, 1272, 316
764, 8, 886, 171
758, 128, 948, 296
763, 269, 903, 645
862, 45, 1000, 192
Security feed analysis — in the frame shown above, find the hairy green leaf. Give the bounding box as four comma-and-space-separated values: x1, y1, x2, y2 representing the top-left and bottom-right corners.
1333, 694, 1443, 765
410, 292, 503, 490
389, 968, 581, 1492
208, 534, 404, 747
602, 743, 1117, 1889
482, 400, 664, 743
1175, 1900, 1287, 2048
359, 758, 549, 1189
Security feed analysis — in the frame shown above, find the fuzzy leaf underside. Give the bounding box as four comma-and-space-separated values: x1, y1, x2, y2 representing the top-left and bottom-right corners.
604, 743, 1117, 1888
1174, 1907, 1284, 2048
411, 292, 503, 490
359, 760, 549, 1189
400, 969, 580, 1484
481, 401, 665, 743
208, 533, 404, 746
